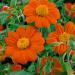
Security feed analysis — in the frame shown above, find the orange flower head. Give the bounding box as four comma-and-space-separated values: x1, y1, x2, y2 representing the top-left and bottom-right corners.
46, 22, 75, 54
23, 0, 60, 28
65, 3, 75, 18
17, 37, 29, 49
59, 32, 70, 43
37, 56, 63, 75
36, 5, 48, 16
71, 5, 75, 11
5, 26, 45, 64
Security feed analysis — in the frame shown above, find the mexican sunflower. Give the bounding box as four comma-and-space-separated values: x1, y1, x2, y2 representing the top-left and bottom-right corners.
36, 56, 63, 75
65, 3, 75, 18
5, 26, 45, 64
46, 21, 75, 54
23, 0, 60, 28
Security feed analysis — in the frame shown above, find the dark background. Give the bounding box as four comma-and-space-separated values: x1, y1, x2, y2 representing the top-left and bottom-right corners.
64, 0, 75, 3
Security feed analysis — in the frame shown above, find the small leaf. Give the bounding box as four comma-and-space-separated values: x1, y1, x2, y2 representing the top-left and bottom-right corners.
41, 27, 48, 39
27, 63, 35, 72
50, 24, 55, 32
0, 12, 9, 24
44, 60, 53, 74
71, 17, 75, 23
10, 0, 17, 7
56, 0, 64, 7
9, 70, 33, 75
22, 0, 29, 4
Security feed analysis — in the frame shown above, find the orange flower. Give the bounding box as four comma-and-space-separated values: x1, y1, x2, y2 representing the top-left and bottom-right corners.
65, 3, 75, 18
65, 3, 72, 12
5, 26, 45, 64
37, 56, 62, 75
23, 0, 60, 28
12, 64, 22, 71
46, 21, 75, 54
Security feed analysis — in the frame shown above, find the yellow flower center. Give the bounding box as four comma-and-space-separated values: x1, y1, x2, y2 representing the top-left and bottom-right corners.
17, 37, 29, 49
59, 32, 70, 43
36, 5, 48, 16
71, 5, 75, 11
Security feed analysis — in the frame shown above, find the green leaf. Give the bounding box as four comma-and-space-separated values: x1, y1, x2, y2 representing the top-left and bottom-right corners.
41, 27, 48, 39
69, 40, 75, 50
27, 63, 35, 72
0, 72, 5, 75
0, 12, 9, 24
60, 72, 67, 75
56, 0, 64, 7
10, 0, 17, 7
44, 60, 53, 74
9, 70, 33, 75
50, 24, 55, 32
22, 0, 29, 4
71, 17, 75, 23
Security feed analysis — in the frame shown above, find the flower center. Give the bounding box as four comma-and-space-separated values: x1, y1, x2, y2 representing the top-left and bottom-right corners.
59, 32, 70, 43
71, 5, 75, 11
17, 37, 29, 49
36, 5, 48, 16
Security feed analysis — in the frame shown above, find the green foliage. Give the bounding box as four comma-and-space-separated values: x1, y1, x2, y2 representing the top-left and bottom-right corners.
9, 70, 33, 75
71, 17, 75, 23
40, 27, 48, 39
27, 63, 36, 72
44, 60, 53, 74
0, 12, 9, 24
10, 0, 17, 7
50, 24, 56, 32
56, 0, 65, 7
22, 0, 29, 4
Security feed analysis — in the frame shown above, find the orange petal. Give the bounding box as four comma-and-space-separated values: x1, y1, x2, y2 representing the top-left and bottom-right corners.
46, 32, 58, 44
12, 50, 28, 64
26, 49, 37, 62
49, 8, 60, 19
46, 15, 57, 24
5, 37, 17, 46
35, 16, 43, 28
65, 21, 75, 35
31, 45, 44, 53
42, 18, 50, 28
31, 32, 45, 45
8, 31, 19, 40
26, 16, 35, 23
23, 5, 36, 16
5, 46, 15, 57
46, 37, 57, 44
35, 17, 50, 28
16, 26, 26, 37
54, 44, 68, 55
56, 24, 64, 35
25, 26, 37, 38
